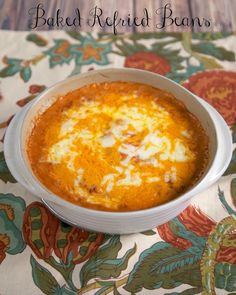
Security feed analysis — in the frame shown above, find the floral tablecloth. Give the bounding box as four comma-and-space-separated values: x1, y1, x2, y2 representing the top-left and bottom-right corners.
0, 30, 236, 295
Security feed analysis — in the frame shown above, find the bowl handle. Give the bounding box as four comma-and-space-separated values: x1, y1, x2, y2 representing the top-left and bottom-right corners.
4, 102, 41, 196
196, 97, 232, 189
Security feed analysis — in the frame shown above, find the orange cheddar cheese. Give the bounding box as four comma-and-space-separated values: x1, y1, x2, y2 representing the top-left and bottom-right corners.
27, 82, 208, 211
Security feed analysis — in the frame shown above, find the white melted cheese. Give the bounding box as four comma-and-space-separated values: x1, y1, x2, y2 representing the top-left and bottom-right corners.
46, 98, 194, 195
164, 167, 177, 183
99, 134, 116, 147
160, 140, 193, 162
147, 176, 160, 183
59, 119, 77, 137
101, 174, 115, 192
47, 136, 75, 164
117, 168, 142, 186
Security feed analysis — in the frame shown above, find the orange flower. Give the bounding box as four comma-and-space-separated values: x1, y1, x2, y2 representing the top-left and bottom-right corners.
182, 70, 236, 126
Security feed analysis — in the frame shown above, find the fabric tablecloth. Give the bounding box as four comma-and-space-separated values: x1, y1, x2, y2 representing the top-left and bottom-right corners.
0, 30, 236, 295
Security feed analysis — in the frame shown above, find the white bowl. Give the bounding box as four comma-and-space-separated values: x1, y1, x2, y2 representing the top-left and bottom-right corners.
4, 68, 232, 234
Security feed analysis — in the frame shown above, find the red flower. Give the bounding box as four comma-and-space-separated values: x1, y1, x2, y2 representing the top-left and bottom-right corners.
178, 205, 216, 237
157, 205, 236, 264
16, 84, 46, 107
0, 234, 10, 263
158, 206, 216, 250
158, 223, 192, 250
23, 202, 58, 259
29, 84, 46, 94
182, 70, 236, 126
124, 51, 171, 75
23, 202, 104, 264
216, 245, 236, 264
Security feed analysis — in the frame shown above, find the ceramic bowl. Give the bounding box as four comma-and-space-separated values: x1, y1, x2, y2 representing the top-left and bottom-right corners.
4, 68, 232, 234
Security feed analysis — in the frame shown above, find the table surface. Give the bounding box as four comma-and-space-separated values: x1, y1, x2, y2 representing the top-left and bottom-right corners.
0, 0, 236, 32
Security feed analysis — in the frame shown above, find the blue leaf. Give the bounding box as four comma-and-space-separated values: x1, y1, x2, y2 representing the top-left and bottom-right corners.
5, 57, 22, 65
69, 63, 81, 77
94, 285, 111, 295
218, 187, 236, 217
168, 218, 206, 250
20, 67, 32, 82
57, 286, 77, 295
0, 65, 20, 77
80, 236, 136, 286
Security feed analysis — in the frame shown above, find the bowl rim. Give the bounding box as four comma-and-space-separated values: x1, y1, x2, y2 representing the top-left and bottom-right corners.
19, 68, 223, 217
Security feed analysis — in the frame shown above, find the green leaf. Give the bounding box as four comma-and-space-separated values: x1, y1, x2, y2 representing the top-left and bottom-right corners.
141, 229, 156, 236
115, 40, 135, 56
97, 281, 114, 287
182, 32, 192, 53
66, 31, 84, 41
20, 67, 32, 82
132, 41, 147, 51
80, 236, 136, 286
232, 123, 236, 143
124, 242, 202, 293
231, 178, 236, 207
59, 286, 77, 295
151, 41, 178, 51
191, 42, 235, 61
192, 32, 232, 41
26, 33, 48, 47
0, 193, 26, 255
88, 235, 121, 261
192, 52, 223, 70
215, 262, 236, 292
224, 148, 236, 176
113, 285, 122, 295
164, 287, 202, 294
44, 256, 77, 292
130, 32, 181, 41
193, 52, 223, 69
31, 255, 60, 295
0, 151, 17, 183
94, 285, 111, 295
218, 188, 236, 217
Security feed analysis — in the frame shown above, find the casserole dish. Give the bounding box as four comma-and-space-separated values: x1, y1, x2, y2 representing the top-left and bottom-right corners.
4, 68, 232, 234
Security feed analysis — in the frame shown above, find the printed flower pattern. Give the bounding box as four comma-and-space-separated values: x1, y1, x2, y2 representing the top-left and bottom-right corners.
16, 84, 46, 107
183, 70, 236, 125
158, 205, 236, 264
0, 56, 32, 82
0, 194, 26, 263
0, 31, 236, 294
44, 36, 111, 69
0, 234, 10, 263
23, 202, 104, 264
71, 39, 111, 66
44, 39, 74, 68
125, 51, 171, 75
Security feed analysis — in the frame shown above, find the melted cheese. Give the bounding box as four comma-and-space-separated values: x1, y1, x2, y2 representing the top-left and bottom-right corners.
27, 82, 208, 211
